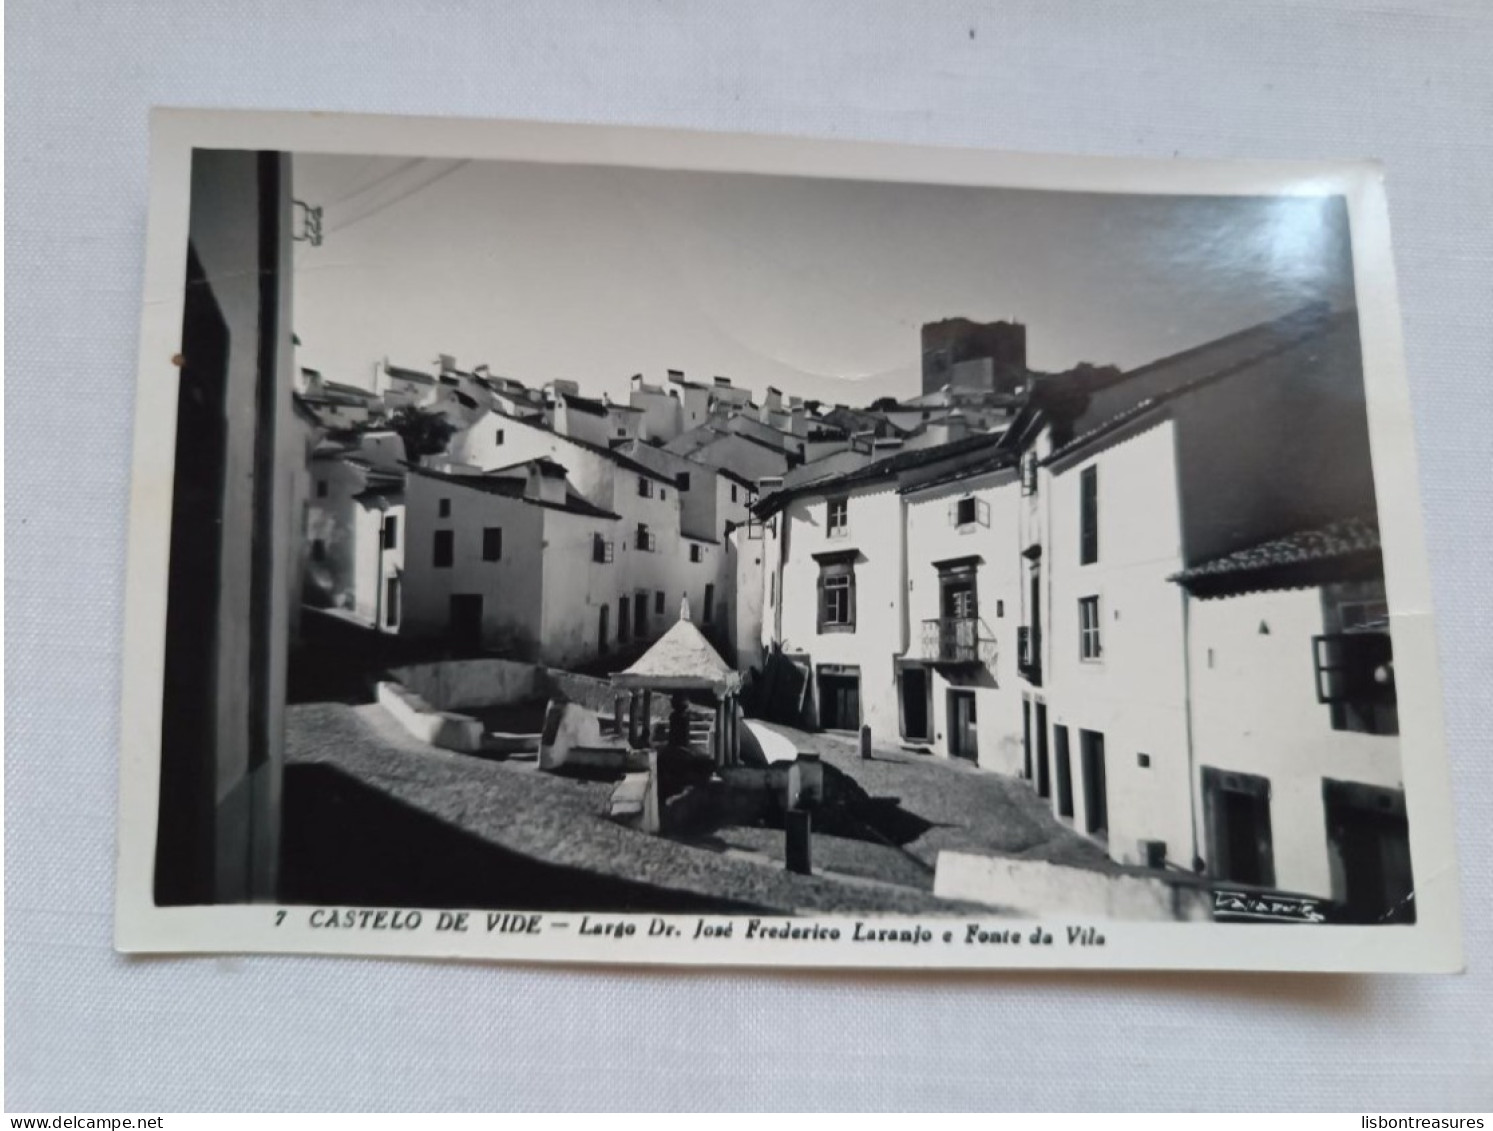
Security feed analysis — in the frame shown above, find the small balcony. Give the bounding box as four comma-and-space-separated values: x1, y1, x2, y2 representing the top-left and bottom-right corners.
1017, 625, 1042, 686
922, 617, 982, 664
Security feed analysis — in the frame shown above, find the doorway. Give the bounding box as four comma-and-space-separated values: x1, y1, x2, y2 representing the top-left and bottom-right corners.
1080, 729, 1108, 836
900, 666, 930, 742
1053, 725, 1075, 818
1202, 767, 1275, 888
817, 669, 861, 731
597, 603, 610, 654
448, 594, 484, 653
1022, 699, 1033, 781
948, 691, 978, 760
1035, 702, 1050, 797
1323, 781, 1413, 922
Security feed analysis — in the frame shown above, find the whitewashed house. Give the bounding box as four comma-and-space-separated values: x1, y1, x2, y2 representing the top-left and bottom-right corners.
898, 448, 1025, 773
445, 408, 685, 651
1171, 518, 1408, 921
753, 432, 1008, 738
1011, 304, 1384, 879
304, 448, 405, 633
399, 460, 623, 667
628, 374, 684, 443
375, 359, 440, 410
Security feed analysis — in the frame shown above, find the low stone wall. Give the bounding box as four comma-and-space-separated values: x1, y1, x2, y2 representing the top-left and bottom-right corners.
544, 669, 669, 720
387, 658, 543, 712
932, 852, 1213, 922
376, 681, 485, 754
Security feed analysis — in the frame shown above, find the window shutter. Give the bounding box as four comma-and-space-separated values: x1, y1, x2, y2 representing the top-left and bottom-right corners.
948, 500, 957, 526
848, 568, 858, 628
977, 498, 990, 526
816, 574, 826, 632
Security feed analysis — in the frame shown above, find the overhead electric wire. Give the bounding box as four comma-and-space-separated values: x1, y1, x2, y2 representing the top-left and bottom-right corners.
323, 160, 472, 235
324, 157, 425, 206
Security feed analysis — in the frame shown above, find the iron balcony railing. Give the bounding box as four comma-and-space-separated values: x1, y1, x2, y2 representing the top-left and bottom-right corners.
922, 617, 982, 664
1017, 625, 1042, 686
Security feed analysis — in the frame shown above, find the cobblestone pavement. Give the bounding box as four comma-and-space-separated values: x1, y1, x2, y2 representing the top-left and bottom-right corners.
756, 723, 1121, 876
284, 702, 1003, 916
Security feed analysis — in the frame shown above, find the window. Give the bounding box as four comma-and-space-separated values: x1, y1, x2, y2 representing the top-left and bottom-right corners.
1080, 465, 1098, 564
817, 559, 856, 632
635, 523, 654, 552
311, 538, 326, 563
618, 597, 630, 643
439, 498, 451, 518
1314, 632, 1397, 735
482, 527, 503, 562
950, 496, 989, 528
660, 488, 667, 501
769, 572, 776, 607
433, 530, 454, 569
730, 484, 738, 503
382, 515, 398, 550
827, 497, 849, 538
1079, 595, 1102, 660
704, 583, 715, 623
655, 591, 665, 615
316, 480, 328, 499
676, 471, 691, 492
495, 428, 505, 445
1020, 452, 1038, 497
638, 476, 654, 498
592, 533, 614, 563
689, 543, 702, 563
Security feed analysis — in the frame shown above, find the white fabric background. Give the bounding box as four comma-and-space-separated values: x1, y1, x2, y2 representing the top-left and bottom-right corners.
6, 0, 1491, 1112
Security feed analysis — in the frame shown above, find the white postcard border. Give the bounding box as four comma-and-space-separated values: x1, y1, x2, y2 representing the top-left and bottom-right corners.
114, 108, 1464, 973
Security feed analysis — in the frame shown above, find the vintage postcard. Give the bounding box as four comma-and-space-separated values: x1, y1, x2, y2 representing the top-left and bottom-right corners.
114, 109, 1463, 971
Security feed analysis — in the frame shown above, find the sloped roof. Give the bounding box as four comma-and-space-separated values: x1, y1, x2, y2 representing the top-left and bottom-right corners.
384, 363, 437, 386
1043, 304, 1346, 467
1169, 517, 1382, 597
405, 463, 620, 521
612, 614, 741, 693
754, 430, 1006, 515
560, 393, 609, 417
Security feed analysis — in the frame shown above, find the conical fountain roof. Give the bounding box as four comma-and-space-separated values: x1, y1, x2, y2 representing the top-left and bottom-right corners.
611, 602, 741, 693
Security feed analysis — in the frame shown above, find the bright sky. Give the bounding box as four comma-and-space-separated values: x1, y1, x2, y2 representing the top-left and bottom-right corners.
290, 154, 1355, 406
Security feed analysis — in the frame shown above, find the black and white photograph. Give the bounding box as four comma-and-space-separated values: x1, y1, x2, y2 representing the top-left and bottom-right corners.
113, 110, 1462, 971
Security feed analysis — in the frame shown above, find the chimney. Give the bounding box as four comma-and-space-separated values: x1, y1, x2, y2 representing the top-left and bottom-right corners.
944, 409, 970, 441
764, 386, 783, 412
437, 353, 456, 373
631, 373, 644, 389
713, 376, 732, 388
525, 461, 569, 506
667, 369, 685, 384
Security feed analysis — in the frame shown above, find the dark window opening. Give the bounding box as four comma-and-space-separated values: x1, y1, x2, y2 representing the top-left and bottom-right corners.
482, 527, 503, 562
1080, 465, 1098, 564
433, 529, 454, 568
